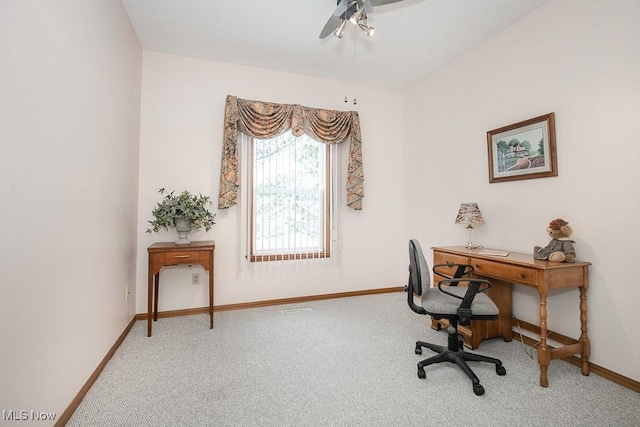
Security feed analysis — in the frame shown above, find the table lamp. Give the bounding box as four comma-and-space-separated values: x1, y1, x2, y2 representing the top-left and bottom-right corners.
455, 203, 484, 250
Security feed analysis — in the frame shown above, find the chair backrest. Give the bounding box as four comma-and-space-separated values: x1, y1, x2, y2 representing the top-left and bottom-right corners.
407, 239, 429, 315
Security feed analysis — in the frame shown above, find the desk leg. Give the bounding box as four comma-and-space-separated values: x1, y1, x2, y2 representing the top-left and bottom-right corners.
488, 279, 513, 342
579, 286, 590, 376
538, 293, 550, 388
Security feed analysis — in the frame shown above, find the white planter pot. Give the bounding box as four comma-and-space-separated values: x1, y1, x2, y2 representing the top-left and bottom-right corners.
174, 217, 192, 245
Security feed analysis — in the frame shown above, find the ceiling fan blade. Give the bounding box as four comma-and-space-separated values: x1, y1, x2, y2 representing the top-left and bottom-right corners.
369, 0, 405, 6
335, 0, 374, 17
319, 15, 343, 39
333, 0, 349, 16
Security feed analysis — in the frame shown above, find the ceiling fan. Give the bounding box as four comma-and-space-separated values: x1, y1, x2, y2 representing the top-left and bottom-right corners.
319, 0, 406, 39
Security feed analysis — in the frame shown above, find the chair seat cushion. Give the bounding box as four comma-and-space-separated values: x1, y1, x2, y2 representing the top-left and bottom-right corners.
422, 286, 499, 317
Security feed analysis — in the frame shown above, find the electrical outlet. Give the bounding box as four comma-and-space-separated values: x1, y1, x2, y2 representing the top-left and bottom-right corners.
192, 273, 200, 285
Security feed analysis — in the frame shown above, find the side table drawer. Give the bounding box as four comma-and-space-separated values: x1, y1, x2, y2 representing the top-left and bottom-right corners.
163, 250, 203, 265
471, 258, 536, 285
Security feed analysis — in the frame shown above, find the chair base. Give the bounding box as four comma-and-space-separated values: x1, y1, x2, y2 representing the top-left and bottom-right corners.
415, 329, 506, 396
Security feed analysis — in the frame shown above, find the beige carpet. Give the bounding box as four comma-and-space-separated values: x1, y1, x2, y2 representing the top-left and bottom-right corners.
68, 292, 640, 426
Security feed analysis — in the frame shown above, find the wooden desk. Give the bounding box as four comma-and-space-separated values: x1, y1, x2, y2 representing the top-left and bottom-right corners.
431, 246, 590, 387
147, 241, 215, 337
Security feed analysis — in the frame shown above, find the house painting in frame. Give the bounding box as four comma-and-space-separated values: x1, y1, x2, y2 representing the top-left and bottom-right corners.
487, 113, 557, 183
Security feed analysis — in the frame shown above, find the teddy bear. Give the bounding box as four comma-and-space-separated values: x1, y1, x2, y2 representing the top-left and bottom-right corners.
534, 218, 576, 263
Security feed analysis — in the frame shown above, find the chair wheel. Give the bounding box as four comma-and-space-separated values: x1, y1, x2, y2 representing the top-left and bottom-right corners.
415, 345, 422, 355
496, 365, 506, 376
417, 367, 426, 379
473, 384, 485, 396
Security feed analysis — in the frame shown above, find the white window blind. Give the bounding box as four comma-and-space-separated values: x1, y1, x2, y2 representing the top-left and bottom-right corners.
249, 130, 332, 262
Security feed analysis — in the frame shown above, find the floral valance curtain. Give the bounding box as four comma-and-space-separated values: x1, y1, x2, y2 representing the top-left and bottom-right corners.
218, 95, 364, 210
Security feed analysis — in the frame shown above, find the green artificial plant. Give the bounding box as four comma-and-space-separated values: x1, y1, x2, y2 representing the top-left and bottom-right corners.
146, 188, 216, 233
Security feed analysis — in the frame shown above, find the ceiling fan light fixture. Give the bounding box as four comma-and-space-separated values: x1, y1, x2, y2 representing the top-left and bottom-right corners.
349, 6, 366, 25
358, 23, 375, 37
333, 20, 347, 38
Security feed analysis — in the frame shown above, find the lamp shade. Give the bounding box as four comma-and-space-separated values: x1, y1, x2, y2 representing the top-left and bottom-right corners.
454, 203, 485, 225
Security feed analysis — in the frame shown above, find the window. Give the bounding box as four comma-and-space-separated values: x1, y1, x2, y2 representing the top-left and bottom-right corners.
249, 130, 332, 262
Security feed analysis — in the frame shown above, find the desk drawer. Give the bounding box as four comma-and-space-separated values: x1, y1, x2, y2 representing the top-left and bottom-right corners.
433, 252, 471, 285
434, 252, 470, 266
471, 258, 536, 285
163, 250, 203, 265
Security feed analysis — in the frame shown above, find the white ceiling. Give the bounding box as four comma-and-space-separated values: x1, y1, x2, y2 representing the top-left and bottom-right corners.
121, 0, 550, 89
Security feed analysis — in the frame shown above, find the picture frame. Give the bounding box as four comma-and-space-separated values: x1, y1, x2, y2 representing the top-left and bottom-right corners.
487, 113, 557, 183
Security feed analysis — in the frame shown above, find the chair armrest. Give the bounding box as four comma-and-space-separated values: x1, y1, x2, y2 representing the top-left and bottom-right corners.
432, 263, 474, 282
438, 278, 492, 325
437, 278, 492, 307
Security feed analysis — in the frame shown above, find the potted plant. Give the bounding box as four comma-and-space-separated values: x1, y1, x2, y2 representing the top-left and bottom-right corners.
146, 188, 216, 244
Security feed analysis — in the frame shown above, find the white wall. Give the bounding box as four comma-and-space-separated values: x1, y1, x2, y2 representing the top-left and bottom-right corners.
2, 2, 636, 420
0, 0, 142, 422
135, 52, 406, 313
403, 0, 640, 381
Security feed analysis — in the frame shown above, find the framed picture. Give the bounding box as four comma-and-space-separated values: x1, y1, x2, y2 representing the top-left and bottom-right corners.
487, 113, 557, 183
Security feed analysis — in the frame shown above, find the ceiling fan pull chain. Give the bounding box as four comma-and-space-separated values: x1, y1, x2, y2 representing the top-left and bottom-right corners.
344, 25, 349, 103
353, 26, 357, 105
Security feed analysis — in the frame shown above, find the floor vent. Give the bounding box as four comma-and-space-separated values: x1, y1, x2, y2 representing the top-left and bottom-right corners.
280, 307, 312, 314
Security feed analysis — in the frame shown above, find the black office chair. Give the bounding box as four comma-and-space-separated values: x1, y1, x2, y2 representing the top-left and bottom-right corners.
406, 239, 506, 395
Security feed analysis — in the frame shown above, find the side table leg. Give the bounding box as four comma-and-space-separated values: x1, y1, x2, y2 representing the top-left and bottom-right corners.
537, 292, 550, 387
209, 264, 214, 329
154, 273, 159, 321
147, 267, 153, 337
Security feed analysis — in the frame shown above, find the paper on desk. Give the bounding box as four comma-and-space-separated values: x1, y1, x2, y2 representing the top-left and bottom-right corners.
477, 249, 510, 257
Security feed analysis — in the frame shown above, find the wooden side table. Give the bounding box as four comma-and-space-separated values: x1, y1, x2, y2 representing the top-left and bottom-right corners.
147, 241, 215, 337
